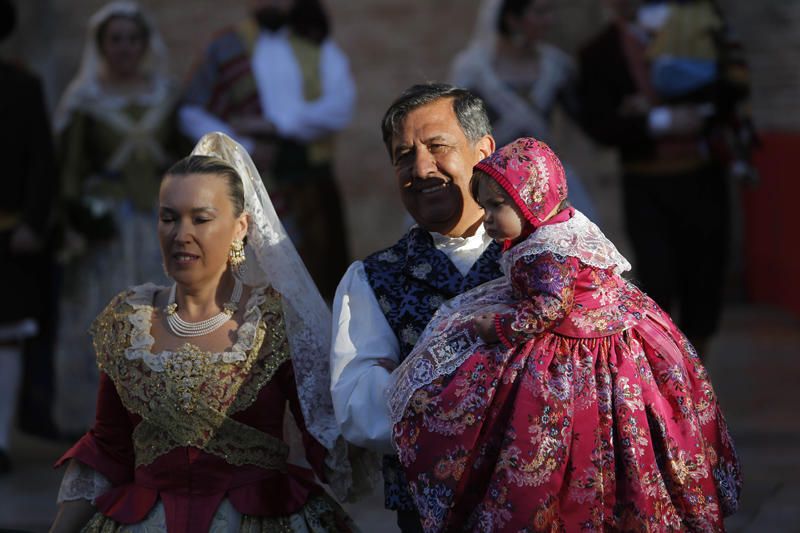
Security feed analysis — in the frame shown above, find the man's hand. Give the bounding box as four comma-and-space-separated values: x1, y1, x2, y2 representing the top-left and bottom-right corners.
474, 313, 499, 344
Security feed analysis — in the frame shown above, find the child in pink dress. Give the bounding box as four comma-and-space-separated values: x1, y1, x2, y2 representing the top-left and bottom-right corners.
388, 137, 741, 532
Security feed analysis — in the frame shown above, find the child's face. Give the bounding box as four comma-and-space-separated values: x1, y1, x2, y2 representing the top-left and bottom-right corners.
476, 176, 525, 242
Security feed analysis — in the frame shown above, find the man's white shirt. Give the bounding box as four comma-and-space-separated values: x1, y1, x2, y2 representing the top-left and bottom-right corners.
178, 27, 355, 149
330, 225, 493, 454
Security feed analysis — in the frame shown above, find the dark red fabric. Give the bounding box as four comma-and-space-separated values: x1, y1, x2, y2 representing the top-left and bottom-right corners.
55, 361, 328, 532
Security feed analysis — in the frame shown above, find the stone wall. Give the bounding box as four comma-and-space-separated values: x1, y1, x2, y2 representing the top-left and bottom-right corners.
2, 0, 798, 258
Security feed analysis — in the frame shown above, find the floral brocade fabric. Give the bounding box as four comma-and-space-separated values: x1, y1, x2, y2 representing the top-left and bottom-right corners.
91, 284, 292, 470
390, 220, 741, 532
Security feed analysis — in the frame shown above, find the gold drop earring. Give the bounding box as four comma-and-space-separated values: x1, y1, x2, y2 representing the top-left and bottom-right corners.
228, 238, 246, 277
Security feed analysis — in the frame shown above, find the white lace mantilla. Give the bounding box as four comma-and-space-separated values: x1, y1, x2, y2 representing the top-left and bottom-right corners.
123, 283, 266, 371
500, 210, 631, 276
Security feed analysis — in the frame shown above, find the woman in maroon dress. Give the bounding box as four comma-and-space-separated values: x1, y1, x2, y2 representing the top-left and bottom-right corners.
50, 132, 373, 532
389, 137, 741, 532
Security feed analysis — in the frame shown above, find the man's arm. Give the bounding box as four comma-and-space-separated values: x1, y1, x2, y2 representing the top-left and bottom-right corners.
330, 261, 398, 455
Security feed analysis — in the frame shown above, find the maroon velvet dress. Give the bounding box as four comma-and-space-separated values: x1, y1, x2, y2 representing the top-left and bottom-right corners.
56, 284, 354, 532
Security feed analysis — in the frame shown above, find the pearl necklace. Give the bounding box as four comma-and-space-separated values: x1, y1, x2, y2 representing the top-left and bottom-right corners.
165, 279, 243, 337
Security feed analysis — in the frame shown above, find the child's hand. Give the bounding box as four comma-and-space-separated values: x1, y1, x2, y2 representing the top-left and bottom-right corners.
474, 313, 499, 344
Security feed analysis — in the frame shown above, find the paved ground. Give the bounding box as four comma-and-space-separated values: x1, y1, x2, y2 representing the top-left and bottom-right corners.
1, 302, 798, 532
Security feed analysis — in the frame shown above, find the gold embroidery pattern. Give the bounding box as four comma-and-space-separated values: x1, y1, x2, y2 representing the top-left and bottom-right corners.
230, 287, 291, 414
92, 287, 291, 470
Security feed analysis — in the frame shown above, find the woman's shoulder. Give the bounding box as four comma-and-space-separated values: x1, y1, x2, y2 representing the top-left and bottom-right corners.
91, 283, 162, 332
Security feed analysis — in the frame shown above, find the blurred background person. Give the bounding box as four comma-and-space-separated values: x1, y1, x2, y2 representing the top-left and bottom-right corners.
180, 0, 356, 301
577, 0, 754, 357
0, 0, 59, 474
52, 1, 186, 437
451, 0, 599, 222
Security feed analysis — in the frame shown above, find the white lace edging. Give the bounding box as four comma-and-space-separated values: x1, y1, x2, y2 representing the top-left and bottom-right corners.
501, 210, 631, 276
121, 283, 267, 372
57, 459, 112, 504
386, 277, 513, 427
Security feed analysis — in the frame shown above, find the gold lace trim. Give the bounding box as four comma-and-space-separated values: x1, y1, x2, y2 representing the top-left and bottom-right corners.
92, 286, 291, 470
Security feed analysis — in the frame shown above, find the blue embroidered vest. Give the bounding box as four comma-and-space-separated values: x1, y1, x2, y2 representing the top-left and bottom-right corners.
363, 226, 502, 511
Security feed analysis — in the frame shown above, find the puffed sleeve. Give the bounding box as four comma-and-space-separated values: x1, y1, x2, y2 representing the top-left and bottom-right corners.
329, 261, 398, 455
55, 371, 136, 487
494, 252, 579, 348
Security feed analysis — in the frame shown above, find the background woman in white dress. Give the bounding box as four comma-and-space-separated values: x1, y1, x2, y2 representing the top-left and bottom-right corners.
451, 0, 598, 221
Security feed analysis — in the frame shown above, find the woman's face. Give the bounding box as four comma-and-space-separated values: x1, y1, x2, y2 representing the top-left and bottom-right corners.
506, 0, 555, 44
158, 173, 248, 288
476, 176, 525, 242
98, 16, 148, 79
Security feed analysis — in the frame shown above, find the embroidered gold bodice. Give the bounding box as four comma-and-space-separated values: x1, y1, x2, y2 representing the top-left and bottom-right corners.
91, 283, 291, 470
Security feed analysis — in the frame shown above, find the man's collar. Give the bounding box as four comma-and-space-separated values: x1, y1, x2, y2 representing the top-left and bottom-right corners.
428, 223, 488, 248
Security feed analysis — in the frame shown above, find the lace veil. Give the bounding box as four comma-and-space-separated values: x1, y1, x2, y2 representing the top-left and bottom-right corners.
191, 132, 374, 500
53, 1, 171, 132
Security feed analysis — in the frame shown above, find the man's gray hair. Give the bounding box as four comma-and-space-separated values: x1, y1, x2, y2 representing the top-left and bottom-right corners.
381, 83, 492, 157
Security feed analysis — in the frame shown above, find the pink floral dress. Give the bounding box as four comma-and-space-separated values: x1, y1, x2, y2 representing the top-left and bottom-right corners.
387, 138, 741, 532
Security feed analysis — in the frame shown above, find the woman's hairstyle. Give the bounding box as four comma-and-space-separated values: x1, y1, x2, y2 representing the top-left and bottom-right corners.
94, 11, 150, 51
497, 0, 533, 36
381, 83, 492, 157
165, 155, 245, 217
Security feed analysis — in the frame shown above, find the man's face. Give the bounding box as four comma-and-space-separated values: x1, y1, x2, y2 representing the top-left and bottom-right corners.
391, 98, 494, 237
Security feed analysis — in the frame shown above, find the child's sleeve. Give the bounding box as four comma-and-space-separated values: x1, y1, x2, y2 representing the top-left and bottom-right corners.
493, 252, 579, 348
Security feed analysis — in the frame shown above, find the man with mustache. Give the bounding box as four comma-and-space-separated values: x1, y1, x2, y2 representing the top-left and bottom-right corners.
179, 0, 355, 300
330, 83, 500, 532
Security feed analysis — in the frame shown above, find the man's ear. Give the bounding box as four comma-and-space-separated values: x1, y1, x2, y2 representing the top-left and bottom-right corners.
476, 134, 496, 160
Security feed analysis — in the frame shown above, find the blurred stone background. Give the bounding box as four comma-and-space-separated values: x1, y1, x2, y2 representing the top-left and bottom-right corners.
3, 0, 797, 258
